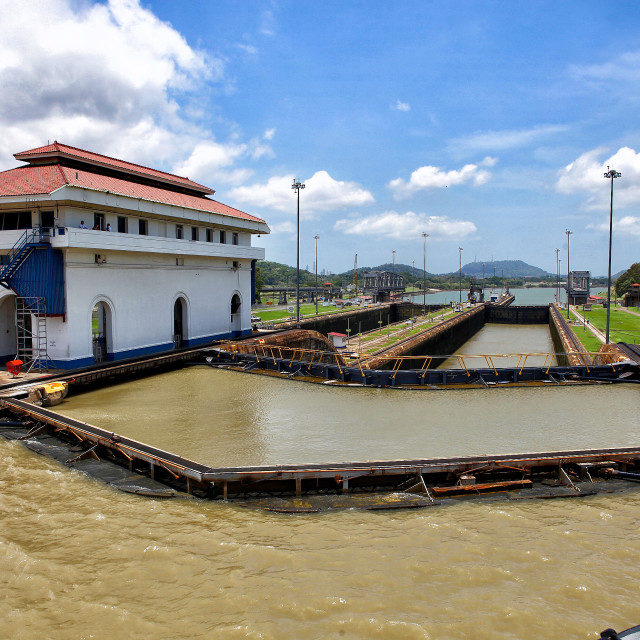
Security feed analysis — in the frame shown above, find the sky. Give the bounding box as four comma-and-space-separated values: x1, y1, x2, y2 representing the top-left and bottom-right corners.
1, 0, 640, 276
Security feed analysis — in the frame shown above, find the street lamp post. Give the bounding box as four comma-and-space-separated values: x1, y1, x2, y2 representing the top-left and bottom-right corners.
422, 232, 428, 316
291, 178, 305, 327
459, 247, 463, 304
555, 248, 560, 305
313, 234, 320, 315
565, 229, 572, 319
604, 166, 621, 344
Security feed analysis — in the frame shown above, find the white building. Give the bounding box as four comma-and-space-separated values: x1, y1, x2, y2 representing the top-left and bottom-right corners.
0, 142, 269, 369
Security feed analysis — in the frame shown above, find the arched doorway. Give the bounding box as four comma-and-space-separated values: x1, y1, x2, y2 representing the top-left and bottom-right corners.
173, 298, 187, 348
231, 293, 242, 337
92, 301, 112, 363
0, 294, 17, 361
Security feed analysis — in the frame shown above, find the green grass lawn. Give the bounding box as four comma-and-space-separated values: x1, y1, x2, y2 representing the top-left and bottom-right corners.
254, 303, 345, 322
568, 313, 604, 353
577, 306, 640, 344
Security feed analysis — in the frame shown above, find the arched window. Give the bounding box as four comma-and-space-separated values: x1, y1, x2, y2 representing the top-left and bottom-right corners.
231, 293, 242, 337
173, 298, 186, 348
92, 301, 112, 363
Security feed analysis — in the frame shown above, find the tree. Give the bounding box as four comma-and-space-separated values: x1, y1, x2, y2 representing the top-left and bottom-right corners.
615, 263, 640, 298
255, 266, 265, 302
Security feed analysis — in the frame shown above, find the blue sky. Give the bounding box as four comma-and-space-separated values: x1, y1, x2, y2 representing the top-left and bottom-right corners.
1, 0, 640, 275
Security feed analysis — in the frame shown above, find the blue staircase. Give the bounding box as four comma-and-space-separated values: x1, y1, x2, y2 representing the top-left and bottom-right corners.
0, 229, 49, 289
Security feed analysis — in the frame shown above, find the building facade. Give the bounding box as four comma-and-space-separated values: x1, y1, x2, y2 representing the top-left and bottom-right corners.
362, 270, 404, 303
567, 270, 590, 305
0, 142, 269, 369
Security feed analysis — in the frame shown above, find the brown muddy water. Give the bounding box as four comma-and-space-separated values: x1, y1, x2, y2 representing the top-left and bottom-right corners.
438, 323, 557, 369
2, 367, 640, 639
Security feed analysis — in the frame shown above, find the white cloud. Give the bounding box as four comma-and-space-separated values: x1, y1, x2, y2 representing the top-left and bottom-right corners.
392, 100, 411, 112
268, 220, 295, 235
556, 146, 640, 210
229, 171, 375, 215
449, 125, 567, 153
388, 159, 494, 199
260, 9, 276, 36
334, 211, 477, 240
569, 51, 640, 87
238, 43, 258, 57
588, 215, 640, 237
0, 0, 224, 171
173, 140, 253, 186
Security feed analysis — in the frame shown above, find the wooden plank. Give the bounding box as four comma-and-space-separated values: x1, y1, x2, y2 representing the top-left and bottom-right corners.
431, 479, 532, 496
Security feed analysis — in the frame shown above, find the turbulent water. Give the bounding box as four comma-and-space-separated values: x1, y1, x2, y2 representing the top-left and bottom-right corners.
2, 366, 640, 639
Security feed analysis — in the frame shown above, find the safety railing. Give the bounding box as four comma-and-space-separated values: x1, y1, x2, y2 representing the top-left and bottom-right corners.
0, 227, 49, 284
217, 341, 619, 374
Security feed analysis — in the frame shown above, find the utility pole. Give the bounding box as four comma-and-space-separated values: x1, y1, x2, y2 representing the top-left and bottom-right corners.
422, 232, 428, 316
291, 178, 305, 328
555, 248, 560, 305
459, 247, 463, 304
604, 166, 621, 343
565, 229, 572, 320
314, 234, 319, 315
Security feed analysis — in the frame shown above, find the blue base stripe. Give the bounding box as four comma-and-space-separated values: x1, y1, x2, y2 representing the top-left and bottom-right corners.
49, 330, 253, 369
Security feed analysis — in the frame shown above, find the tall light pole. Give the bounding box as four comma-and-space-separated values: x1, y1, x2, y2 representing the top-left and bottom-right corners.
604, 166, 621, 344
291, 178, 305, 327
459, 247, 463, 304
558, 259, 561, 305
555, 248, 560, 305
392, 249, 396, 273
422, 232, 428, 316
482, 262, 485, 299
565, 229, 572, 319
313, 234, 320, 316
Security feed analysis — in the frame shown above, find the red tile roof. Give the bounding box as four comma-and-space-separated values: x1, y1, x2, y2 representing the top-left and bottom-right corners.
0, 163, 265, 224
14, 141, 214, 195
0, 164, 66, 197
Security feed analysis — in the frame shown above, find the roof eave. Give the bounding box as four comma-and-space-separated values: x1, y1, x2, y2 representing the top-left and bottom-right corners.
51, 184, 269, 232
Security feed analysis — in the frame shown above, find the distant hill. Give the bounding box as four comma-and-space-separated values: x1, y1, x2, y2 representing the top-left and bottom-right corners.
257, 258, 552, 287
461, 260, 550, 278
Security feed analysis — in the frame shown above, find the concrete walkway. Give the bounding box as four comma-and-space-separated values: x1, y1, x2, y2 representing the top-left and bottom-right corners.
620, 306, 640, 318
568, 306, 606, 343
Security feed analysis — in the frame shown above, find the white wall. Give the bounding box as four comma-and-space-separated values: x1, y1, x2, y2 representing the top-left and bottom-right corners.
49, 249, 253, 364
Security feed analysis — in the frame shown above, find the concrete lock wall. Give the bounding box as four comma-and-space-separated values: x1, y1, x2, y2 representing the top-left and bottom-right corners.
485, 305, 549, 324
366, 305, 487, 370
290, 302, 445, 336
365, 304, 553, 371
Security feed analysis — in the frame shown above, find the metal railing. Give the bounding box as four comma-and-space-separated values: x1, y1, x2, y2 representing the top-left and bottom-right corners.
0, 227, 50, 284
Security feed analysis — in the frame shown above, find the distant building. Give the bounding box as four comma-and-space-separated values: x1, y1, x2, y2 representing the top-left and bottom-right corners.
0, 142, 269, 369
567, 270, 590, 305
362, 270, 404, 303
623, 283, 640, 308
467, 278, 484, 303
328, 332, 347, 349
